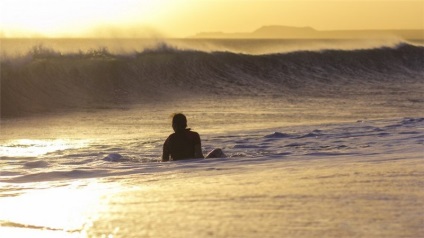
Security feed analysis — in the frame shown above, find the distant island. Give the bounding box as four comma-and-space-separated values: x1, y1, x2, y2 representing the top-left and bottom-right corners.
191, 25, 424, 39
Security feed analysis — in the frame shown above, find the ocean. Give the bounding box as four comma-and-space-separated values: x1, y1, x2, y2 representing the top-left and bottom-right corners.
0, 38, 423, 237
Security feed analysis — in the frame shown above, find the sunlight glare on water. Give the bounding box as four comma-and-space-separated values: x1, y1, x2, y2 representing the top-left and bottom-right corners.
0, 180, 121, 238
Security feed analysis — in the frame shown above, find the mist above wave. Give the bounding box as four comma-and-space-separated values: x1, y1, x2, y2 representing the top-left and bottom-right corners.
1, 38, 420, 57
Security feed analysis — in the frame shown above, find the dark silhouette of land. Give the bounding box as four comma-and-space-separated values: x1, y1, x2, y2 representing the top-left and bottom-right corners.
192, 25, 424, 39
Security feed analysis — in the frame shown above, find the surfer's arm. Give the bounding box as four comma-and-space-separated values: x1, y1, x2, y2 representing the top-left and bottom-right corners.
194, 143, 204, 158
193, 132, 204, 158
162, 140, 170, 162
162, 152, 169, 162
162, 150, 170, 162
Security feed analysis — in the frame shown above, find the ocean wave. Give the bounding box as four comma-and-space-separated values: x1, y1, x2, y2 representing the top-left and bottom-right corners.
1, 43, 423, 117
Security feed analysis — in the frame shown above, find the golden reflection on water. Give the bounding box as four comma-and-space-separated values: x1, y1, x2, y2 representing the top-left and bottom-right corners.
0, 139, 89, 157
0, 180, 119, 237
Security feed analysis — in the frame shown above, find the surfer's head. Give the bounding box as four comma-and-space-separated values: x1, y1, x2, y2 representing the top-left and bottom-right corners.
172, 113, 187, 132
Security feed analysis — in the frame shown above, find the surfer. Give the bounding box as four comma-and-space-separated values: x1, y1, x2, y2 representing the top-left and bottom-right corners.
162, 113, 225, 162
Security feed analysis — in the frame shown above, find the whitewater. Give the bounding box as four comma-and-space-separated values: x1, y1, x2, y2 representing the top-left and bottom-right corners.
0, 39, 423, 237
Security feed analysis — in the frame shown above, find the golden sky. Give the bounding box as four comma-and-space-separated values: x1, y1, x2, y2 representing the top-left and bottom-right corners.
0, 0, 423, 38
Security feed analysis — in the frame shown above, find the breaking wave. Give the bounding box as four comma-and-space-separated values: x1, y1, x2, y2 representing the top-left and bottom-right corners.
1, 43, 423, 117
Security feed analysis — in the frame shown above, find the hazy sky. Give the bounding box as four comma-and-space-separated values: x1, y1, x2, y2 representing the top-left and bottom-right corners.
1, 0, 423, 38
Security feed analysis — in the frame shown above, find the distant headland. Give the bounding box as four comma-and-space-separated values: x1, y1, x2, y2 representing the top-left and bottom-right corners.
191, 25, 424, 39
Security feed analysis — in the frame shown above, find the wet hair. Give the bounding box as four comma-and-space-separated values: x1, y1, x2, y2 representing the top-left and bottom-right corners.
172, 113, 187, 131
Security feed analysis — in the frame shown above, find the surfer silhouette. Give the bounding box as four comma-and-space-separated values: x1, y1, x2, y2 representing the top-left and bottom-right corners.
162, 113, 225, 161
